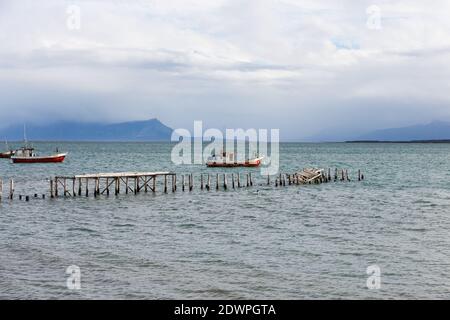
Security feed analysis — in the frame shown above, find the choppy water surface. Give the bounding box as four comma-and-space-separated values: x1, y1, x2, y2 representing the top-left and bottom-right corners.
1, 142, 450, 299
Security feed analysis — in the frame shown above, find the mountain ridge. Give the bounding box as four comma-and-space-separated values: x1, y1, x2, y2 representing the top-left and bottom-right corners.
0, 118, 174, 142
354, 120, 450, 141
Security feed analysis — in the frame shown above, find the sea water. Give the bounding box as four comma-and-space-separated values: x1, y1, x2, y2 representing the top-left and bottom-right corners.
0, 142, 449, 299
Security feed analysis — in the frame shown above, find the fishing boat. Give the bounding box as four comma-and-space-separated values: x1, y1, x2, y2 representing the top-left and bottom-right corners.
11, 147, 67, 163
0, 150, 15, 158
206, 151, 264, 168
9, 125, 67, 163
0, 140, 15, 158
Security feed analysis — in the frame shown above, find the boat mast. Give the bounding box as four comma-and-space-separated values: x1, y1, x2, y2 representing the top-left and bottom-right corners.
23, 124, 31, 149
24, 124, 27, 145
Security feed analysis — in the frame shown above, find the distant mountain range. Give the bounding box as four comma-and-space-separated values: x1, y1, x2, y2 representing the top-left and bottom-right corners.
305, 120, 450, 142
351, 121, 450, 142
0, 118, 173, 142
1, 118, 449, 143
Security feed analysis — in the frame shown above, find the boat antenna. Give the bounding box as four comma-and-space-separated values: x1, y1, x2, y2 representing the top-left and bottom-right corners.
5, 138, 8, 151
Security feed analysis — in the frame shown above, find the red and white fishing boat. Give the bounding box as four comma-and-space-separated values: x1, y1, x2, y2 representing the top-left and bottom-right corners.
10, 125, 67, 163
0, 150, 15, 159
11, 146, 67, 163
206, 152, 264, 168
0, 139, 15, 158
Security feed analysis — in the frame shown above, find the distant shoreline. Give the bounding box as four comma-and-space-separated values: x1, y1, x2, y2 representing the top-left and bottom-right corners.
346, 140, 450, 143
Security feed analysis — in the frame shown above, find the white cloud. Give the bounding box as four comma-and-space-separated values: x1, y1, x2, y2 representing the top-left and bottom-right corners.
0, 0, 449, 139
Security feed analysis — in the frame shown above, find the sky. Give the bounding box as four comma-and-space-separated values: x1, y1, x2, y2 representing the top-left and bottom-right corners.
0, 0, 449, 140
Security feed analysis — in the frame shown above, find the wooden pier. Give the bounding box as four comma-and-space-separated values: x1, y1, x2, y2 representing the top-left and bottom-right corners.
0, 168, 364, 202
51, 172, 175, 198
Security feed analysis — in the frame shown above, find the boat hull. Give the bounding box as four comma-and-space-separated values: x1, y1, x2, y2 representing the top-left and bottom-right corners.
0, 151, 15, 159
206, 158, 262, 168
11, 153, 67, 163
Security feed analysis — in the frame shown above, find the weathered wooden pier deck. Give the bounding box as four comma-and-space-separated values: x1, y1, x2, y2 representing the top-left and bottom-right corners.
0, 168, 364, 201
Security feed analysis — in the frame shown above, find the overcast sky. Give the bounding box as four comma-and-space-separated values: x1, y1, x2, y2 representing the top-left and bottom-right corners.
0, 0, 449, 140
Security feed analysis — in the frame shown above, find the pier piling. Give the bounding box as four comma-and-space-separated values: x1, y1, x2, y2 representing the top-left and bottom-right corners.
50, 179, 54, 198
223, 173, 227, 190
9, 178, 14, 200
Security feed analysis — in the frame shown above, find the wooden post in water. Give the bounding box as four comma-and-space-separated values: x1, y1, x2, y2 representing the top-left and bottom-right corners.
164, 175, 167, 193
223, 173, 227, 190
207, 174, 210, 190
95, 178, 100, 196
72, 178, 76, 197
174, 174, 177, 191
232, 173, 235, 189
267, 174, 270, 185
55, 178, 58, 197
358, 169, 361, 181
275, 178, 278, 187
341, 169, 345, 181
328, 168, 331, 182
78, 178, 82, 196
249, 173, 253, 186
153, 176, 156, 193
182, 175, 185, 191
144, 176, 148, 193
201, 174, 204, 190
63, 178, 67, 197
216, 174, 219, 190
190, 173, 193, 191
134, 177, 137, 195
172, 175, 175, 192
49, 179, 54, 198
0, 179, 2, 202
115, 177, 119, 195
106, 178, 110, 195
237, 173, 241, 188
85, 178, 89, 197
246, 173, 249, 187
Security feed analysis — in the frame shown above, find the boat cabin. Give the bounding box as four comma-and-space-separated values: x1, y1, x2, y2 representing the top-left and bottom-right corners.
14, 147, 36, 158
